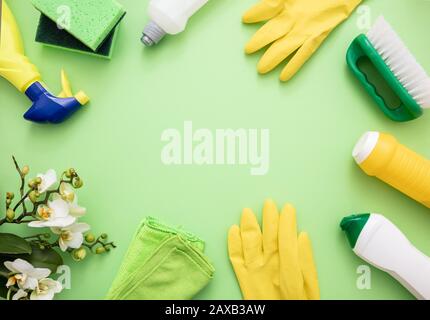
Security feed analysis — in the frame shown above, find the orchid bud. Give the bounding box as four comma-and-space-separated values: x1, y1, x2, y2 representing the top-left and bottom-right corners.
65, 168, 76, 178
29, 191, 40, 203
100, 233, 108, 240
95, 247, 106, 254
22, 166, 30, 176
34, 177, 42, 185
6, 209, 15, 221
72, 177, 83, 189
6, 192, 14, 200
85, 233, 95, 243
28, 179, 36, 188
72, 247, 87, 261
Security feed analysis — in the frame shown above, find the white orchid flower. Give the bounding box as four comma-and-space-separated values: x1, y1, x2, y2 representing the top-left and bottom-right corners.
37, 169, 57, 193
69, 200, 86, 217
30, 278, 62, 300
28, 198, 76, 228
59, 182, 75, 202
12, 289, 28, 300
4, 259, 51, 291
58, 183, 86, 217
51, 223, 90, 252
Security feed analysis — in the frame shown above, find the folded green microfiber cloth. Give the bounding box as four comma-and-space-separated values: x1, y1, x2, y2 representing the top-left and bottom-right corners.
31, 0, 126, 53
106, 217, 215, 300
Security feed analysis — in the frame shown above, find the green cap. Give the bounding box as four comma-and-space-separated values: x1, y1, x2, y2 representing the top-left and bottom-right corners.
340, 214, 370, 248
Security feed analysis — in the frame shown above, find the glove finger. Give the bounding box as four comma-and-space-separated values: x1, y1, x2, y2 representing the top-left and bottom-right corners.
279, 204, 306, 299
280, 32, 329, 81
298, 232, 320, 300
242, 0, 285, 24
257, 33, 305, 74
228, 225, 245, 265
262, 199, 279, 255
228, 225, 251, 300
240, 208, 264, 266
245, 13, 294, 54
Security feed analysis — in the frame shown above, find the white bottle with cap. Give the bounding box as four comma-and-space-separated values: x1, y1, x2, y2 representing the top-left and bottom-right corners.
141, 0, 209, 46
341, 213, 430, 300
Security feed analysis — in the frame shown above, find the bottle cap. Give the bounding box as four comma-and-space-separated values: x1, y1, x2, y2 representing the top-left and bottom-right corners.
340, 213, 370, 248
141, 20, 166, 46
352, 131, 380, 164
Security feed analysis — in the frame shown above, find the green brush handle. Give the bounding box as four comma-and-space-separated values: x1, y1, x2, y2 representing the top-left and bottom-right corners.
346, 35, 422, 122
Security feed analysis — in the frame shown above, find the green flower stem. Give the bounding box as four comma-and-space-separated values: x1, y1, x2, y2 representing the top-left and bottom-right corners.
12, 156, 27, 213
25, 238, 57, 250
14, 212, 35, 223
15, 219, 36, 224
24, 233, 48, 241
82, 242, 97, 251
6, 286, 18, 300
82, 237, 116, 252
0, 211, 35, 225
45, 240, 59, 249
12, 189, 32, 213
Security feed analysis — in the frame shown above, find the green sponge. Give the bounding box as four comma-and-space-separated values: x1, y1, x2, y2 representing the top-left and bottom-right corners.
31, 0, 126, 52
35, 14, 119, 59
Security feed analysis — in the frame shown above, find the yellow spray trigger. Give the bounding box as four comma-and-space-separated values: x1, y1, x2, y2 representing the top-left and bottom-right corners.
58, 69, 89, 105
1, 0, 86, 123
58, 69, 72, 98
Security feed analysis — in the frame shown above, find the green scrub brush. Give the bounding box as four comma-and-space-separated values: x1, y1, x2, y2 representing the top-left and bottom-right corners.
347, 16, 430, 122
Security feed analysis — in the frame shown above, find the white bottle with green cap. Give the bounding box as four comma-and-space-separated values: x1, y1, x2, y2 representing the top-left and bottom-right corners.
341, 213, 430, 300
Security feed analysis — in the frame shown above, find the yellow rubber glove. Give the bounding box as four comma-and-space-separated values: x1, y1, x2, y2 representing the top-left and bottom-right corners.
228, 201, 282, 299
278, 203, 319, 299
243, 0, 362, 81
228, 200, 319, 300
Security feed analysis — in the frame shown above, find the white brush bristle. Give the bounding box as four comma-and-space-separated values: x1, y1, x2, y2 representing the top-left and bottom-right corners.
367, 16, 430, 108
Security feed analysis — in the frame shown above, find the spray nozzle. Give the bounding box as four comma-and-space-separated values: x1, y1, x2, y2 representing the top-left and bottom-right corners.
23, 70, 89, 124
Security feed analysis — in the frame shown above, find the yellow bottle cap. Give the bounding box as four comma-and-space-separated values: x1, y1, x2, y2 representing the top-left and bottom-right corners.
74, 91, 90, 106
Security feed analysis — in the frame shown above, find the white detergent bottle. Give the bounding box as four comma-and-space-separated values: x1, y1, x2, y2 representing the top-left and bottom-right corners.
341, 213, 430, 300
141, 0, 209, 46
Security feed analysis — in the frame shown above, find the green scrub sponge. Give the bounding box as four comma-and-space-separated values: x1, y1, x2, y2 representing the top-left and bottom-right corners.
35, 14, 119, 59
31, 0, 126, 52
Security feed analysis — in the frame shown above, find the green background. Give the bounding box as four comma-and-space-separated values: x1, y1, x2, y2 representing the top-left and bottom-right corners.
1, 0, 430, 300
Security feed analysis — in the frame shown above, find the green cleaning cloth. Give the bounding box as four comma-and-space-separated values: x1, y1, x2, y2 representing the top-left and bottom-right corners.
106, 217, 215, 300
31, 0, 126, 51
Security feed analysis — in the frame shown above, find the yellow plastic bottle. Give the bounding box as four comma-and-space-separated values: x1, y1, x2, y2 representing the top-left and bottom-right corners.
0, 0, 41, 92
0, 0, 88, 123
353, 131, 430, 208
